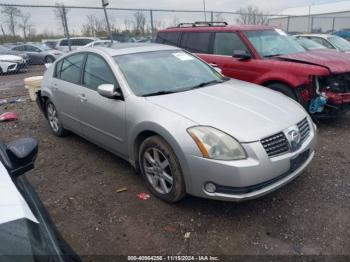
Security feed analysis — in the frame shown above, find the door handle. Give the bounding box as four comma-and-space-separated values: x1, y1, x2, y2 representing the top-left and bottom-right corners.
52, 83, 58, 91
79, 94, 87, 102
209, 63, 218, 67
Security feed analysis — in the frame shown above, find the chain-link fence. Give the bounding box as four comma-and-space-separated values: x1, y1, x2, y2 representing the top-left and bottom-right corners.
1, 3, 350, 45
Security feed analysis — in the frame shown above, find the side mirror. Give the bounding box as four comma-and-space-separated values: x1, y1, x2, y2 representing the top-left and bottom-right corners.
0, 138, 38, 179
233, 50, 251, 61
97, 84, 123, 99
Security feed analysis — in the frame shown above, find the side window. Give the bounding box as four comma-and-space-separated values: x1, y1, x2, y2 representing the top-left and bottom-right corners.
26, 45, 40, 52
54, 60, 63, 78
213, 32, 249, 56
12, 46, 24, 51
83, 54, 117, 91
82, 39, 94, 45
156, 32, 181, 46
180, 32, 211, 53
60, 53, 85, 84
60, 40, 68, 46
311, 37, 334, 49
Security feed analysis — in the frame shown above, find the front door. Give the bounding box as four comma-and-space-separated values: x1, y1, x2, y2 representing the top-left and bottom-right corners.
77, 53, 127, 156
198, 32, 261, 83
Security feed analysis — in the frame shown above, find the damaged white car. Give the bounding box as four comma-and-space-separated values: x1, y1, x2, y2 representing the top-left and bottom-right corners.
0, 54, 27, 74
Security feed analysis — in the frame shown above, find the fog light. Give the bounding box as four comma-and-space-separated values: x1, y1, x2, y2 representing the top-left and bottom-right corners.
204, 182, 216, 193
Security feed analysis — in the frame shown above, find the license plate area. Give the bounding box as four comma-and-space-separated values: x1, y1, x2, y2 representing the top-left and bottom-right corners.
290, 150, 310, 172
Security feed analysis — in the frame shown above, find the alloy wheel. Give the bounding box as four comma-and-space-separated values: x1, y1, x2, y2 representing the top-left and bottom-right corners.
142, 147, 174, 194
47, 103, 60, 133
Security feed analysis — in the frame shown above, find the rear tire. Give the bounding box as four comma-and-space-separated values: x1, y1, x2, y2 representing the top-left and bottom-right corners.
139, 136, 186, 203
266, 83, 297, 101
46, 100, 68, 137
45, 56, 55, 63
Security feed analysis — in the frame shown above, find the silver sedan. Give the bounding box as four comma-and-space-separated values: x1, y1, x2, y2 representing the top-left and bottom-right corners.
37, 43, 317, 202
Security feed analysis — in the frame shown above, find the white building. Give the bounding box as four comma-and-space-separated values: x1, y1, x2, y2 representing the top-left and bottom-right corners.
269, 1, 350, 33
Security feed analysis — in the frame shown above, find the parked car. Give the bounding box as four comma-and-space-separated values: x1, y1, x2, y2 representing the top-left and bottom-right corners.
37, 44, 317, 202
82, 40, 114, 48
42, 39, 59, 49
156, 22, 350, 117
55, 37, 98, 52
0, 137, 80, 261
0, 45, 30, 62
0, 54, 27, 74
333, 29, 350, 41
295, 34, 350, 53
11, 44, 63, 64
294, 37, 328, 51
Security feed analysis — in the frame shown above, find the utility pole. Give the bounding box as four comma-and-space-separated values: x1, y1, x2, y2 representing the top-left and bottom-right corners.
102, 0, 113, 43
203, 0, 207, 21
62, 5, 71, 51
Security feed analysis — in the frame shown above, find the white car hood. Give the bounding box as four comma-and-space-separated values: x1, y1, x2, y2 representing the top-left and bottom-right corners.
146, 79, 307, 142
0, 162, 38, 225
0, 54, 22, 62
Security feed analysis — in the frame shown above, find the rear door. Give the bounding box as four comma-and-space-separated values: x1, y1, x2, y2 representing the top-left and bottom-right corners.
77, 53, 127, 156
197, 32, 261, 82
52, 53, 86, 134
24, 45, 42, 64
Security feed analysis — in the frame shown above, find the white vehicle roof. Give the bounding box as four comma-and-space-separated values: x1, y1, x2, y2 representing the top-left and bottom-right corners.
0, 162, 38, 225
295, 34, 333, 39
87, 43, 180, 57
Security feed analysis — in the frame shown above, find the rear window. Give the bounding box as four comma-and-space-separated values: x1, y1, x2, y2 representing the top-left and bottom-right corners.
180, 32, 211, 54
60, 53, 85, 84
156, 32, 181, 46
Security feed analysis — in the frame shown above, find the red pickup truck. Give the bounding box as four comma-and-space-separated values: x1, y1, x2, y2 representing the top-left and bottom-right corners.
156, 22, 350, 117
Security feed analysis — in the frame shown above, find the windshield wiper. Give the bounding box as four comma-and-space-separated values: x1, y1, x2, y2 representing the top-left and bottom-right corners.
142, 90, 178, 97
189, 79, 225, 90
264, 54, 283, 58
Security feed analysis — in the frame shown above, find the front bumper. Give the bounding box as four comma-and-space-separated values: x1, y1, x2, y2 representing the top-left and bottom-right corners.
184, 122, 317, 201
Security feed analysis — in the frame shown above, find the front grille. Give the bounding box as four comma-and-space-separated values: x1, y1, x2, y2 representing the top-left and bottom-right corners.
297, 118, 310, 143
261, 132, 289, 157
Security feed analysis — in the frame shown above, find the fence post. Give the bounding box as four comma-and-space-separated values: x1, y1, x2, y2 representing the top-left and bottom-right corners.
310, 16, 314, 33
211, 11, 214, 22
62, 5, 71, 52
103, 4, 113, 43
150, 9, 154, 38
286, 16, 290, 33
332, 17, 336, 32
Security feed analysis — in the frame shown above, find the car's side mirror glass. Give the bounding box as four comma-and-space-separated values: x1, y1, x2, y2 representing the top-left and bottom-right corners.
233, 50, 251, 61
97, 84, 123, 100
5, 138, 38, 178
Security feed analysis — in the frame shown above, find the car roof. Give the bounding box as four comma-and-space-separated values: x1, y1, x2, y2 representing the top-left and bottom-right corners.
91, 43, 181, 56
296, 34, 333, 38
160, 24, 274, 32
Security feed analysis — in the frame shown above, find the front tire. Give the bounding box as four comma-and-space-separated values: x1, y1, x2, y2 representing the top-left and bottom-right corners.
139, 136, 186, 203
46, 101, 68, 137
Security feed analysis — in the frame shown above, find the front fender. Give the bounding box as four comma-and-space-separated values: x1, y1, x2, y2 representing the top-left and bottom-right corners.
128, 121, 195, 193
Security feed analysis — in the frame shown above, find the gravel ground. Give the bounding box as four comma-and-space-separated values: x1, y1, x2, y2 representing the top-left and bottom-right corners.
0, 66, 349, 258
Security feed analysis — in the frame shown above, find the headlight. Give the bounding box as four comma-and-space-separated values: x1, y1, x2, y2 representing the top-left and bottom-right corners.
187, 126, 247, 160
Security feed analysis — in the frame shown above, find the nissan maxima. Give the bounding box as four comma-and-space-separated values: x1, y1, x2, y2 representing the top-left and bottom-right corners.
37, 43, 317, 202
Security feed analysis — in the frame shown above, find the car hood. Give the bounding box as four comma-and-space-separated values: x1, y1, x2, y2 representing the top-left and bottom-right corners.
0, 54, 22, 62
146, 80, 307, 142
274, 50, 350, 74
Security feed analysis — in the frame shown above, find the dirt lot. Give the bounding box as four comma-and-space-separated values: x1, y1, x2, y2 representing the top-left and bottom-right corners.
1, 66, 349, 258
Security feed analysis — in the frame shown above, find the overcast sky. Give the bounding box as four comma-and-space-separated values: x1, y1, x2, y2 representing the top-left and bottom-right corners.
1, 0, 347, 35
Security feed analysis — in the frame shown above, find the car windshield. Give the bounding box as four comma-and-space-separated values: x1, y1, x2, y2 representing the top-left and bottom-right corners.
0, 45, 9, 51
114, 50, 226, 96
296, 38, 327, 50
244, 29, 306, 57
328, 36, 350, 51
